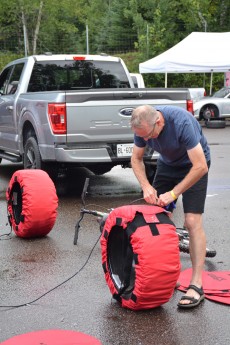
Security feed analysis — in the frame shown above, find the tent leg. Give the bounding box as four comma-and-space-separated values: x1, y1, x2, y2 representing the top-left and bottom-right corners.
165, 72, 167, 88
209, 72, 213, 95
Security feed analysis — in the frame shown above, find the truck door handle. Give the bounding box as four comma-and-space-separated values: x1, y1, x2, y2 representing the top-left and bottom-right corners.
6, 105, 13, 111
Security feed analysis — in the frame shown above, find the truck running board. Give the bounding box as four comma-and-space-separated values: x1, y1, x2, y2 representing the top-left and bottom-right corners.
0, 150, 22, 162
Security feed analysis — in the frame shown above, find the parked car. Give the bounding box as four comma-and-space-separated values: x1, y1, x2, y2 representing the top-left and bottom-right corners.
130, 73, 145, 88
188, 87, 206, 102
194, 87, 230, 124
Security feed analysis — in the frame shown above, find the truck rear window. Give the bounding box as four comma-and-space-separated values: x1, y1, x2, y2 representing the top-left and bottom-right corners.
27, 60, 130, 92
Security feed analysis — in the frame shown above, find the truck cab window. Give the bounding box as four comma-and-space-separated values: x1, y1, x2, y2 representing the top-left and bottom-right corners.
27, 60, 131, 91
0, 67, 13, 95
0, 63, 24, 95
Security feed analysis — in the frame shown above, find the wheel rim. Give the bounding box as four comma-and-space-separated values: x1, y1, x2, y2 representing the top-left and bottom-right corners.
203, 106, 218, 120
26, 146, 37, 168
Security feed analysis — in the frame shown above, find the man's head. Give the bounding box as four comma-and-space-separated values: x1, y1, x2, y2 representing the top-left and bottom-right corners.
131, 105, 160, 140
131, 105, 158, 129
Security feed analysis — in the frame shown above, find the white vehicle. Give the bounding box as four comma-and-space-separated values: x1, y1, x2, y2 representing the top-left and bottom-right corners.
194, 87, 230, 121
130, 73, 145, 88
130, 73, 206, 105
189, 87, 206, 102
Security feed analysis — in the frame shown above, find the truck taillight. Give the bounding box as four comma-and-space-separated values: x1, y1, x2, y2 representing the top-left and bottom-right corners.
187, 100, 194, 115
48, 103, 67, 134
73, 56, 86, 60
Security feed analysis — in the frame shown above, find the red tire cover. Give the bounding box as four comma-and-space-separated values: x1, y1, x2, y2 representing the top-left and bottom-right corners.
1, 329, 102, 344
101, 205, 181, 310
6, 169, 58, 238
177, 268, 230, 305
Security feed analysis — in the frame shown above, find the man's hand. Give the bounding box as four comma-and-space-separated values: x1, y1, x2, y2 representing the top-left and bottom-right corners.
157, 191, 176, 207
143, 185, 158, 204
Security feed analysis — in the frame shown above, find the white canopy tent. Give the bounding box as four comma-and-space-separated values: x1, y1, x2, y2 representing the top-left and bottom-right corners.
139, 32, 230, 93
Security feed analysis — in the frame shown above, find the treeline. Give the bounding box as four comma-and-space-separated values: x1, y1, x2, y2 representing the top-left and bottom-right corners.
0, 0, 229, 90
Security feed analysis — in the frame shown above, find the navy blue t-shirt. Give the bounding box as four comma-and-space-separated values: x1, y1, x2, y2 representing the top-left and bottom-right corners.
134, 105, 210, 166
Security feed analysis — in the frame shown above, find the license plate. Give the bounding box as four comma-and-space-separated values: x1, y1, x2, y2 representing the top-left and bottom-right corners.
117, 143, 134, 157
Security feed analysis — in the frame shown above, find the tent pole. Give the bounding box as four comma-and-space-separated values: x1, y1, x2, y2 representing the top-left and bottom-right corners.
210, 72, 213, 95
165, 72, 167, 88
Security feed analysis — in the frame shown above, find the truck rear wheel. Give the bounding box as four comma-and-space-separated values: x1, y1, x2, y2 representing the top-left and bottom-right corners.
23, 136, 58, 180
88, 164, 113, 175
24, 136, 42, 169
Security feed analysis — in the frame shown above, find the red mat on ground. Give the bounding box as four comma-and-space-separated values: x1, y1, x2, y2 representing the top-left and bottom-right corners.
1, 329, 102, 344
177, 268, 230, 305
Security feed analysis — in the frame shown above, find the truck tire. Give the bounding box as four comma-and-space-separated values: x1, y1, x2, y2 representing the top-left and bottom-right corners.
6, 169, 58, 238
88, 164, 113, 175
24, 136, 42, 169
23, 136, 59, 181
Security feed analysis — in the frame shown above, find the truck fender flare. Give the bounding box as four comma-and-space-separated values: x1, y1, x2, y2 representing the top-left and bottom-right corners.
20, 109, 43, 146
18, 109, 39, 153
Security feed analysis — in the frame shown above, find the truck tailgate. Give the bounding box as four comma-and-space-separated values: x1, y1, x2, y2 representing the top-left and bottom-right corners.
65, 89, 189, 143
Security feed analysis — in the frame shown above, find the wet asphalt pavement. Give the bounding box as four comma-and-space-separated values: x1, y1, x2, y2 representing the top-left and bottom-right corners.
0, 123, 230, 344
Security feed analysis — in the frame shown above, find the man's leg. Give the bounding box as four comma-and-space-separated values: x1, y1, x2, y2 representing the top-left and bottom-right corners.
178, 212, 206, 305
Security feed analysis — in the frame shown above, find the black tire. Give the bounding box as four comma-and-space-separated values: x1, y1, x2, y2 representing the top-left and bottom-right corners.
88, 164, 113, 175
179, 241, 216, 258
24, 136, 42, 169
23, 136, 59, 181
0, 158, 2, 164
107, 224, 135, 296
205, 120, 226, 128
6, 169, 58, 238
205, 248, 217, 258
177, 228, 216, 258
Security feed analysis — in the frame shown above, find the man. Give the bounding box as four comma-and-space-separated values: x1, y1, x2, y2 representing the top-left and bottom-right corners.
130, 105, 210, 309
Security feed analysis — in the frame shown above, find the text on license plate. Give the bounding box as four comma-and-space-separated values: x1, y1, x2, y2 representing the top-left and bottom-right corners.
117, 143, 134, 157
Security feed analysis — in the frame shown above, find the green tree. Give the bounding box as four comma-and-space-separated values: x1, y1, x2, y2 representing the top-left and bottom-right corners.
81, 0, 110, 54
91, 0, 137, 53
34, 0, 88, 54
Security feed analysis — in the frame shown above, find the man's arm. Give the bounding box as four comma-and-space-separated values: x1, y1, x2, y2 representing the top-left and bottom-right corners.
131, 144, 158, 204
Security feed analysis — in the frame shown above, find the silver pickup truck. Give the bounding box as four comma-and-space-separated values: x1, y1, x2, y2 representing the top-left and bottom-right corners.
0, 54, 193, 180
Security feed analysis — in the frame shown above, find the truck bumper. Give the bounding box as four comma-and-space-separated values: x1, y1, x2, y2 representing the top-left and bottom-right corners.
40, 144, 158, 164
55, 147, 113, 163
